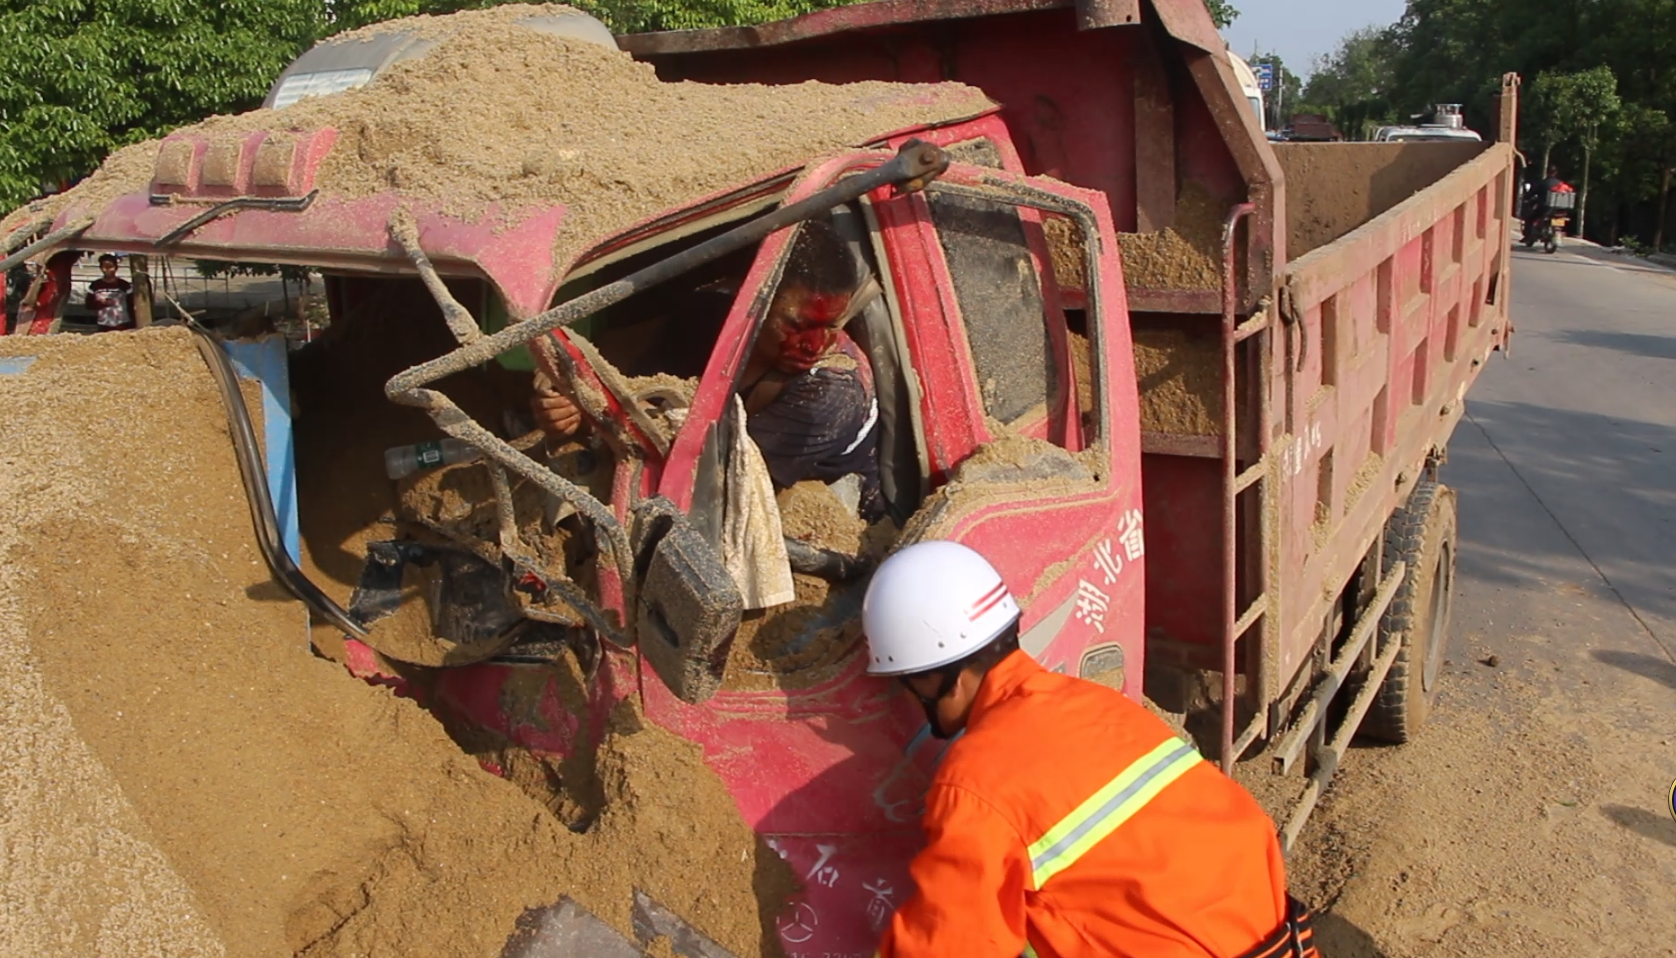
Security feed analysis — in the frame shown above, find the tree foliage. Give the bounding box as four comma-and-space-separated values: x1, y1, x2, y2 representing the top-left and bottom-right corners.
1205, 0, 1238, 30
1296, 0, 1676, 246
0, 0, 322, 208
0, 0, 870, 211
1249, 53, 1302, 130
1301, 26, 1399, 139
568, 0, 855, 33
1531, 67, 1619, 164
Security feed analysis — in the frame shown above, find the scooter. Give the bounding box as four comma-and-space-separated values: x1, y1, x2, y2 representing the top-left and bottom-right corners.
1522, 182, 1576, 254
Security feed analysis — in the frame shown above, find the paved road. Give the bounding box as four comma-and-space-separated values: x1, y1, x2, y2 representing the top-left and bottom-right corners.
1288, 245, 1676, 957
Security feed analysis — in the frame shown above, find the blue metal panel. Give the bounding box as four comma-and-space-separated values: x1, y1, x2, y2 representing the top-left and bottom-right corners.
224, 338, 301, 565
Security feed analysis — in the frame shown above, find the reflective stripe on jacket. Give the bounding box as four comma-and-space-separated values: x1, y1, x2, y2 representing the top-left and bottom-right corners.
877, 651, 1289, 958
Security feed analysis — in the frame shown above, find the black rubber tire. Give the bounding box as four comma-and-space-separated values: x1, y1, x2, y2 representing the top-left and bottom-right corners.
1361, 481, 1457, 743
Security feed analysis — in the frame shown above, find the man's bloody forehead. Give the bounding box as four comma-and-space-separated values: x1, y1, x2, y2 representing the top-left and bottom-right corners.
798, 292, 849, 324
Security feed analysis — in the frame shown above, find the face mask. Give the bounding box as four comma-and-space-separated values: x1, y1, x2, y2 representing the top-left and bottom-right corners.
919, 694, 949, 740
904, 669, 963, 740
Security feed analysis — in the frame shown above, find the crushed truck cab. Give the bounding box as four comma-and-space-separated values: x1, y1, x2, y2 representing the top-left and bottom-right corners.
1, 0, 1520, 954
399, 143, 1149, 956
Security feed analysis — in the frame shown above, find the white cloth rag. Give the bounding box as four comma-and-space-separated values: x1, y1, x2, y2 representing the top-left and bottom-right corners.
721, 396, 795, 609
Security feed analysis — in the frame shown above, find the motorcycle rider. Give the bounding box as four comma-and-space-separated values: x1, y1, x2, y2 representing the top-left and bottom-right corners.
1523, 165, 1572, 246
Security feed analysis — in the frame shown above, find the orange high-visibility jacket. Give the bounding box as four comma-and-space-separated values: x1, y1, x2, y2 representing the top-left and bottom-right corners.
878, 650, 1289, 958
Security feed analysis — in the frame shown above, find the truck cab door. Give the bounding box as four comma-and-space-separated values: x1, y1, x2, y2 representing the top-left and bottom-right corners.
869, 166, 1148, 688
642, 153, 1144, 698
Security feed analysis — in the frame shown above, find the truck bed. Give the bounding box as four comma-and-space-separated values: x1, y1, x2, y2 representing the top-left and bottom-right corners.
626, 0, 1518, 748
1270, 142, 1514, 692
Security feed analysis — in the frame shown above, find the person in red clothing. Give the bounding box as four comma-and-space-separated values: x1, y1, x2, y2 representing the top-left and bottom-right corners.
862, 541, 1319, 958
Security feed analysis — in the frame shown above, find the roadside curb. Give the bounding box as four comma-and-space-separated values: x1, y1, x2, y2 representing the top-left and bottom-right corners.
1564, 240, 1676, 274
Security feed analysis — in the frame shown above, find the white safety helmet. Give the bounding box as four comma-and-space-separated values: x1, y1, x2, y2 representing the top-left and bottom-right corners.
863, 541, 1021, 677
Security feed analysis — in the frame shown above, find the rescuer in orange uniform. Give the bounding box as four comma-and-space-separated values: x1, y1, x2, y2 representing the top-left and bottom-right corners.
862, 541, 1319, 958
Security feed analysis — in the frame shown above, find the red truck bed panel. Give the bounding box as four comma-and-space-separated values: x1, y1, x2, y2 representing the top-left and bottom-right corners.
628, 0, 1518, 717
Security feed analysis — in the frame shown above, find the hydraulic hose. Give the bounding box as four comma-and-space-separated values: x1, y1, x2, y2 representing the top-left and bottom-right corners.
187, 322, 368, 637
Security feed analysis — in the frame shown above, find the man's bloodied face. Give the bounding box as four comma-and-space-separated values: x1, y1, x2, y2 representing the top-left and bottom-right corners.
756, 282, 850, 375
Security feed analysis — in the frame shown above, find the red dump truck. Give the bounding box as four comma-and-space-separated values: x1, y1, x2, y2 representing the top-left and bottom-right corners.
0, 1, 1518, 954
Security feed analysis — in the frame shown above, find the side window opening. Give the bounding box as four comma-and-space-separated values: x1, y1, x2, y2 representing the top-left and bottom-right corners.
1042, 212, 1100, 438
546, 222, 766, 381
697, 205, 922, 692
925, 190, 1092, 454
290, 273, 601, 668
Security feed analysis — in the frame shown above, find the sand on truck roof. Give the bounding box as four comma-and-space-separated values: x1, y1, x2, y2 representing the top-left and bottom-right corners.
0, 327, 793, 958
4, 4, 996, 274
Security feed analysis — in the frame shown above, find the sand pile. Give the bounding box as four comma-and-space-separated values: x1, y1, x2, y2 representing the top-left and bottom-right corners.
1116, 183, 1229, 291
776, 480, 866, 555
1133, 326, 1224, 436
0, 327, 790, 958
3, 4, 995, 272
1118, 230, 1221, 289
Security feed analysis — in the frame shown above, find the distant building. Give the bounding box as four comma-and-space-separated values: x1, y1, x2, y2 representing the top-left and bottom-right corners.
1286, 114, 1344, 142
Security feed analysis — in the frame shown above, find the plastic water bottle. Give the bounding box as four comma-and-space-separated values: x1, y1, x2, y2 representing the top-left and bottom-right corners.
384, 438, 481, 480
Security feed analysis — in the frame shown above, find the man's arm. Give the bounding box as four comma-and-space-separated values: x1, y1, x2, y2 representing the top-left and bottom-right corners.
879, 784, 1032, 958
529, 371, 586, 439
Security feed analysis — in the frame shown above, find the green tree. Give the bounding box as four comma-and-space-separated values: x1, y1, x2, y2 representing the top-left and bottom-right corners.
0, 0, 880, 210
1250, 53, 1302, 130
1535, 66, 1620, 230
1340, 0, 1676, 245
0, 0, 325, 209
1302, 26, 1401, 139
1528, 70, 1593, 179
1384, 0, 1522, 132
564, 0, 859, 33
1205, 0, 1239, 29
1608, 102, 1676, 247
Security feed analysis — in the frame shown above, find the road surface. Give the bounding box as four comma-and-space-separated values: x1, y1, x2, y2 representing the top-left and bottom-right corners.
1287, 245, 1676, 956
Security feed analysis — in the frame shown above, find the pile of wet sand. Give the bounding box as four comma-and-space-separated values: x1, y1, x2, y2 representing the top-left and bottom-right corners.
3, 4, 994, 274
1117, 184, 1228, 291
0, 327, 791, 958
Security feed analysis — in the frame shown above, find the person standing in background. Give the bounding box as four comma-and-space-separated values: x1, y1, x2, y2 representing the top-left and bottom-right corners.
86, 254, 135, 332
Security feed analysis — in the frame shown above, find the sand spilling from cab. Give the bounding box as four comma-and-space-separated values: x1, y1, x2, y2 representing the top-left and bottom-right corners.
0, 327, 792, 958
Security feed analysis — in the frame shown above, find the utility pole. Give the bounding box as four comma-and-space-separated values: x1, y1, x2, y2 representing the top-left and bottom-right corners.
129, 254, 154, 329
1276, 63, 1285, 130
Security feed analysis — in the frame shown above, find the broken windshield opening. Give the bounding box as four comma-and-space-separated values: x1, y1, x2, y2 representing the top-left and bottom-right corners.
549, 223, 763, 382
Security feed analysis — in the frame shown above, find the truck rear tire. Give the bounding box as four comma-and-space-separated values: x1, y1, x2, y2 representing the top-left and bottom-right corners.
1362, 481, 1457, 743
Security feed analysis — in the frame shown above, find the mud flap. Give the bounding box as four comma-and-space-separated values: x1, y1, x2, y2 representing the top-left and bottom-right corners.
632, 497, 743, 704
500, 893, 739, 958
